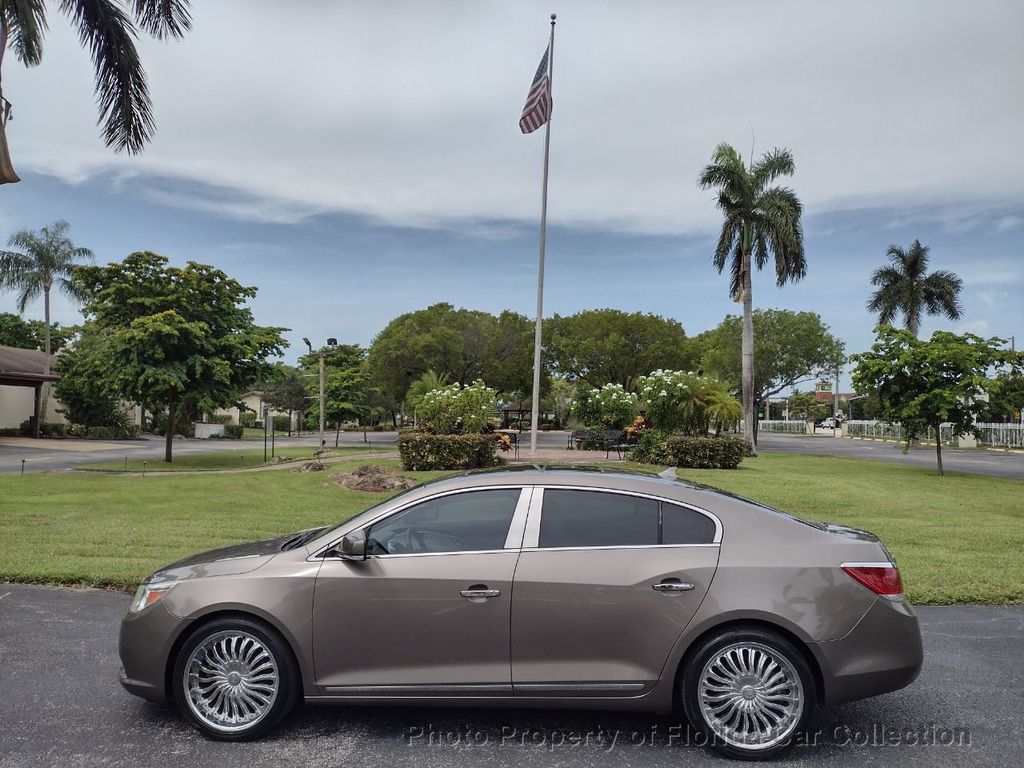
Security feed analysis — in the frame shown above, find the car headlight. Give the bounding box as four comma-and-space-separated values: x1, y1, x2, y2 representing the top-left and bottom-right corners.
128, 580, 180, 613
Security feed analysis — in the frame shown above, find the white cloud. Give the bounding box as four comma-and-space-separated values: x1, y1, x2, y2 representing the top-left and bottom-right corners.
4, 0, 1024, 234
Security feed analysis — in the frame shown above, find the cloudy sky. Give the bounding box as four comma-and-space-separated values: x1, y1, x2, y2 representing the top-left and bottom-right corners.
1, 0, 1022, 386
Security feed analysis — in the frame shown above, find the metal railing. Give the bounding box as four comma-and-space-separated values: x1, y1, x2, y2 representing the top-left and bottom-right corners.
975, 422, 1024, 449
757, 420, 806, 434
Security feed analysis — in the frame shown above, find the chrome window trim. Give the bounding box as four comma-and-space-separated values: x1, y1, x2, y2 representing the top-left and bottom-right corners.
521, 485, 723, 549
310, 485, 529, 561
520, 543, 720, 553
364, 549, 517, 560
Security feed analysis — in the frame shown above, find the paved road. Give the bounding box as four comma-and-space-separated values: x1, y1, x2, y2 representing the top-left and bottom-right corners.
758, 433, 1024, 479
3, 429, 1022, 479
1, 583, 1020, 767
0, 433, 396, 474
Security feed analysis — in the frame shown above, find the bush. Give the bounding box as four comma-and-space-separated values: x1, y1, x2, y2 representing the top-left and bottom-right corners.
239, 412, 257, 428
272, 415, 291, 433
630, 429, 674, 464
205, 413, 234, 425
0, 427, 22, 437
572, 383, 637, 430
417, 381, 498, 435
665, 436, 745, 469
222, 424, 244, 440
398, 432, 500, 471
40, 423, 67, 438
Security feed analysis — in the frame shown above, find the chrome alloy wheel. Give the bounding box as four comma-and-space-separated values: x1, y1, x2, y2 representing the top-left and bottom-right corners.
697, 641, 804, 750
183, 630, 280, 733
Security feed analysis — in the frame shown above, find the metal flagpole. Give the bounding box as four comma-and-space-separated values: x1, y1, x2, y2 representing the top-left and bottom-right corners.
529, 13, 556, 456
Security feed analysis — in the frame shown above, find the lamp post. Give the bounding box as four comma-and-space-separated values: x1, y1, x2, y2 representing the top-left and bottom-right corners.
303, 336, 337, 449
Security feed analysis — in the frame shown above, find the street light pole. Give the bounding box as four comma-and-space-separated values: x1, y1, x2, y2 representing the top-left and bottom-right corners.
318, 352, 325, 449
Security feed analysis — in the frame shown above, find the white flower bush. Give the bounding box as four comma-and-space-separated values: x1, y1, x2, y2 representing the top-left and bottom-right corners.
571, 383, 638, 429
417, 380, 497, 434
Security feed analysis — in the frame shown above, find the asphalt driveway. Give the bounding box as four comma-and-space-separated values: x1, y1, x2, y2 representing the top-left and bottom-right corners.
1, 583, 1021, 767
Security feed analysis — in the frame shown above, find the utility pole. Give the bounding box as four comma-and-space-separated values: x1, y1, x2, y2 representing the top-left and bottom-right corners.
303, 336, 337, 450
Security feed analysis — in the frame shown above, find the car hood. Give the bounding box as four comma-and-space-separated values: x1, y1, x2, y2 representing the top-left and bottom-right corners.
148, 532, 298, 583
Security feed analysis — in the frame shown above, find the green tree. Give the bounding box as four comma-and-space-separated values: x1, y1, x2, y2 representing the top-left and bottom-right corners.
979, 370, 1024, 423
867, 240, 963, 337
699, 143, 807, 452
405, 369, 449, 414
51, 323, 124, 427
697, 309, 844, 440
545, 309, 697, 389
484, 310, 538, 397
852, 326, 1018, 476
0, 0, 192, 183
0, 311, 71, 351
261, 366, 308, 435
786, 389, 828, 422
73, 251, 286, 462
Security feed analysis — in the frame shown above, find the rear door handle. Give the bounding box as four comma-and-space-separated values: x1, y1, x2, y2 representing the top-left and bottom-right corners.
653, 580, 695, 593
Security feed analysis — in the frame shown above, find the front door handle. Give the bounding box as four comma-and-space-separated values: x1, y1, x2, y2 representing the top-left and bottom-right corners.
653, 579, 695, 593
461, 584, 500, 600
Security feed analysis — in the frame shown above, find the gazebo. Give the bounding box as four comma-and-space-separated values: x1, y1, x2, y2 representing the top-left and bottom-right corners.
0, 345, 60, 438
499, 398, 532, 429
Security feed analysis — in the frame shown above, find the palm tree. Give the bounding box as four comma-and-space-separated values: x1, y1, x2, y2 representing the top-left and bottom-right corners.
698, 142, 806, 452
867, 240, 963, 337
0, 1, 192, 184
0, 220, 93, 418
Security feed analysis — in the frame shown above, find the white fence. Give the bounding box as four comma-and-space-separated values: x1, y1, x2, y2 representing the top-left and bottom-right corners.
758, 420, 807, 434
975, 422, 1024, 449
847, 420, 1023, 448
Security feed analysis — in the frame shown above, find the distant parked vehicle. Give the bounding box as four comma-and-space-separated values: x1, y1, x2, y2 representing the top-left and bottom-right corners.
816, 417, 842, 430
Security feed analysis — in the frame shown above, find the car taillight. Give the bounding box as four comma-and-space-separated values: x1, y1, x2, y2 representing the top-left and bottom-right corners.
841, 563, 903, 597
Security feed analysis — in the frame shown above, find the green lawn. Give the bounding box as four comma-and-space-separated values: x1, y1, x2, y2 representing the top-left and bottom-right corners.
0, 454, 1021, 604
0, 459, 442, 588
677, 453, 1024, 605
241, 428, 291, 439
80, 446, 388, 472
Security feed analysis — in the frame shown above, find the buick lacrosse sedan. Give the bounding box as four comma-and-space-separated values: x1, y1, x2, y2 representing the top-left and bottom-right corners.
120, 467, 921, 759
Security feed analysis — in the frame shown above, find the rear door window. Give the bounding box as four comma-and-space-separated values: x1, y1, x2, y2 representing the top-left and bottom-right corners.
539, 490, 658, 548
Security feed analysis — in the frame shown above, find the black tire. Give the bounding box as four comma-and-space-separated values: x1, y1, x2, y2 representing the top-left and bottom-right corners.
171, 617, 300, 741
681, 626, 816, 761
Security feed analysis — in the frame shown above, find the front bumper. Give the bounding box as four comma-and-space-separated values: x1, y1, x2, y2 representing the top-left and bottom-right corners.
812, 596, 923, 705
118, 600, 193, 704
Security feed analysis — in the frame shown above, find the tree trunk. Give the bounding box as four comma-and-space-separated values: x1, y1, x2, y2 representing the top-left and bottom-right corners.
335, 422, 341, 448
935, 428, 944, 477
164, 391, 176, 463
0, 17, 22, 184
40, 287, 52, 424
740, 230, 756, 455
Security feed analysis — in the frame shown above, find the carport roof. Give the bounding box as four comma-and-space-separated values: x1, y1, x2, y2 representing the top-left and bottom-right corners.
0, 345, 60, 386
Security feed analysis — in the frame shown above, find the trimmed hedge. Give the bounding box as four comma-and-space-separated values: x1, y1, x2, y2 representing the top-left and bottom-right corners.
665, 436, 745, 469
222, 424, 244, 440
398, 432, 500, 471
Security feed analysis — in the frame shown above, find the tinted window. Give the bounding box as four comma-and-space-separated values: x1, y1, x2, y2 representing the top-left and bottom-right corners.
366, 489, 520, 555
662, 503, 717, 544
539, 490, 658, 548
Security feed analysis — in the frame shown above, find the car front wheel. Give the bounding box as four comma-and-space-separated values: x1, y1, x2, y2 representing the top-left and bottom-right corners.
172, 617, 299, 740
682, 627, 815, 760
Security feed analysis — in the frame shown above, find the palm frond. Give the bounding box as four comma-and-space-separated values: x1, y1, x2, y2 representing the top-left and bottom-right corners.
4, 0, 48, 66
869, 265, 902, 288
712, 215, 740, 275
698, 142, 747, 192
58, 0, 154, 153
922, 270, 964, 320
751, 147, 795, 189
130, 0, 191, 40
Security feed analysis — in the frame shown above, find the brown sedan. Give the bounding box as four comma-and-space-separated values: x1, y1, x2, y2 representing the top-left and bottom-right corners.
119, 467, 922, 759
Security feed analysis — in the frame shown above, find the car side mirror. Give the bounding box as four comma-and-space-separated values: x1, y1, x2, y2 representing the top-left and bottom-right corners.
332, 530, 366, 561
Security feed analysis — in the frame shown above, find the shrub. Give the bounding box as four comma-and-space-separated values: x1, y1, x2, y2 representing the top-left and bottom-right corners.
398, 432, 500, 471
222, 424, 244, 440
630, 429, 674, 464
636, 370, 741, 436
571, 383, 637, 429
239, 412, 257, 428
273, 415, 291, 433
665, 436, 745, 469
0, 427, 22, 437
417, 380, 498, 435
205, 413, 233, 425
79, 424, 142, 440
40, 423, 67, 438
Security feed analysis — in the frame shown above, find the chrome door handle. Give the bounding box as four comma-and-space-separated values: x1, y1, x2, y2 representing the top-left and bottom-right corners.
653, 581, 695, 593
460, 588, 501, 598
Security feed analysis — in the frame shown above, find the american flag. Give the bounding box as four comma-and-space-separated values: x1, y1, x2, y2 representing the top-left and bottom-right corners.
519, 46, 551, 134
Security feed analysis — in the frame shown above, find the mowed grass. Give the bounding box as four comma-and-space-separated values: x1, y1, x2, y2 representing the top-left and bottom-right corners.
81, 446, 388, 472
677, 453, 1024, 605
0, 459, 444, 589
1, 454, 1021, 603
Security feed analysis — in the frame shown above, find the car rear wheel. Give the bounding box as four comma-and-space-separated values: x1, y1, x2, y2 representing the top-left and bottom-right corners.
172, 617, 299, 740
682, 627, 815, 760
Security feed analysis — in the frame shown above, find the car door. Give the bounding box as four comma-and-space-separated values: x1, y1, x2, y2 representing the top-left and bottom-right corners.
312, 486, 529, 695
510, 487, 720, 697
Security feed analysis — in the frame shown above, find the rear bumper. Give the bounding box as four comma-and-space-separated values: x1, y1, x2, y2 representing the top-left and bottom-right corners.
118, 601, 193, 705
812, 596, 923, 705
